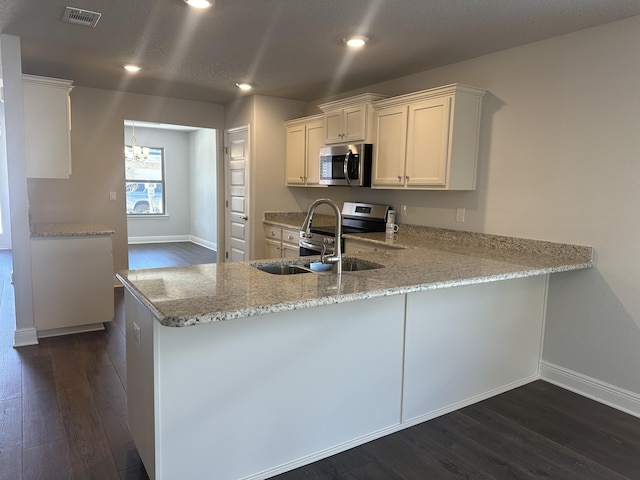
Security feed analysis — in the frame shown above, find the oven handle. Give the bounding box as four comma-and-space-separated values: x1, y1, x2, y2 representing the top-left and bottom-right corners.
343, 150, 353, 186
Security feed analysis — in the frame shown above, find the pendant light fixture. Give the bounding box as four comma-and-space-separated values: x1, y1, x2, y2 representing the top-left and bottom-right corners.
125, 122, 150, 160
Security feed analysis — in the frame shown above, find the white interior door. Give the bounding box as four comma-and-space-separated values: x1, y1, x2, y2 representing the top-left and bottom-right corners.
224, 126, 250, 262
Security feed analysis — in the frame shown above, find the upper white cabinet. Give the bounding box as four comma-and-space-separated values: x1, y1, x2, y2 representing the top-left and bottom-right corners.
22, 74, 74, 179
318, 93, 387, 144
285, 115, 325, 186
372, 84, 485, 190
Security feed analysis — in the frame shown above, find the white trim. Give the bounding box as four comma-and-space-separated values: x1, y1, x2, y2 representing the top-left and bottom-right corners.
189, 235, 217, 251
540, 361, 640, 419
13, 327, 38, 347
128, 235, 190, 244
127, 236, 217, 252
36, 322, 105, 339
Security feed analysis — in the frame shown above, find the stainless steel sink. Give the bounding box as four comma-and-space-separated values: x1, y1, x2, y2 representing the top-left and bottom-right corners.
253, 264, 312, 275
252, 258, 384, 275
335, 259, 384, 272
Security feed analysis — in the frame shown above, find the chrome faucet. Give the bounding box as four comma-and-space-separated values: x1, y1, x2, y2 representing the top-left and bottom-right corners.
301, 198, 342, 275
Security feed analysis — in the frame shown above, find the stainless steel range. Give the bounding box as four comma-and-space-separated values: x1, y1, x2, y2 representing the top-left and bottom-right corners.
299, 201, 390, 256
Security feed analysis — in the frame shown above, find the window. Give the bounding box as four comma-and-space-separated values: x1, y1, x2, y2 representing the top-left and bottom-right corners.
124, 146, 165, 215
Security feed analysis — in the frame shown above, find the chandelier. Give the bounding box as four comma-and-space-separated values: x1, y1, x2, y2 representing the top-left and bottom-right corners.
124, 122, 150, 160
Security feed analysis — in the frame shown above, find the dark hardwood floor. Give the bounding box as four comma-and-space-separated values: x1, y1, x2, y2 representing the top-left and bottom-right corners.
127, 241, 217, 270
2, 246, 640, 479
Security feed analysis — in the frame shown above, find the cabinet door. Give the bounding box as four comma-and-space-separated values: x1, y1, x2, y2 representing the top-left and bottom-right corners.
285, 124, 306, 185
31, 236, 114, 331
405, 97, 451, 187
342, 105, 366, 142
265, 238, 282, 259
372, 105, 407, 187
305, 120, 324, 185
23, 77, 72, 179
323, 110, 344, 144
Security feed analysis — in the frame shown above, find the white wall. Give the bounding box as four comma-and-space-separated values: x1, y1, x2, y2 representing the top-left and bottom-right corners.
189, 129, 217, 248
304, 16, 640, 396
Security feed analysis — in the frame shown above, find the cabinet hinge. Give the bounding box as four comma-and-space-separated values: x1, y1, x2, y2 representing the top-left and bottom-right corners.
225, 251, 229, 259
225, 200, 229, 208
224, 146, 229, 155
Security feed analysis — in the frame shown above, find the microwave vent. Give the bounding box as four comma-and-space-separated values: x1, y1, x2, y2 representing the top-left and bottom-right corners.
62, 7, 101, 28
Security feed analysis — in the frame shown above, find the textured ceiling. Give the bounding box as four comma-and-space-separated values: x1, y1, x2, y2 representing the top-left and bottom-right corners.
1, 0, 639, 104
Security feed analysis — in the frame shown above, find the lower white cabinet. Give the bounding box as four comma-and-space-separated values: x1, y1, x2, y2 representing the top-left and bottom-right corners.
30, 235, 114, 336
263, 224, 300, 258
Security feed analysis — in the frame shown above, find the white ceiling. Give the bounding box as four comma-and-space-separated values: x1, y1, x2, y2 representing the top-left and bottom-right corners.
1, 0, 639, 104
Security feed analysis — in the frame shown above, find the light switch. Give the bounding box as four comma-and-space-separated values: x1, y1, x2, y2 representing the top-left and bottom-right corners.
456, 207, 465, 222
109, 191, 117, 201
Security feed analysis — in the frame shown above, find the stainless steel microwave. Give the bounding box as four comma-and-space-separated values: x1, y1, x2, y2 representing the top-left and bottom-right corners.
319, 144, 372, 187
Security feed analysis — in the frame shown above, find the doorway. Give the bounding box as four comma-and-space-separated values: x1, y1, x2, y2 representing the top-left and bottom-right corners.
123, 120, 218, 269
224, 125, 250, 262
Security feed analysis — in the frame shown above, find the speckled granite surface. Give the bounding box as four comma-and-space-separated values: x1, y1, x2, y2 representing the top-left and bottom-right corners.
31, 222, 115, 237
118, 219, 593, 328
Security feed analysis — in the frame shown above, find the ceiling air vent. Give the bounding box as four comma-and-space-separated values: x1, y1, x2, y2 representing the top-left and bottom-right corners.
62, 6, 102, 28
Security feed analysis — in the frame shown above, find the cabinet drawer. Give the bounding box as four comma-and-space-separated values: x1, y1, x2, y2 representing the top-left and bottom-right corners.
264, 226, 282, 241
281, 228, 300, 246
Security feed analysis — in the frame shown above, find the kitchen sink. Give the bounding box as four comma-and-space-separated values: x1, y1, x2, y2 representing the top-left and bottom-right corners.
252, 258, 384, 275
252, 263, 313, 275
335, 259, 384, 272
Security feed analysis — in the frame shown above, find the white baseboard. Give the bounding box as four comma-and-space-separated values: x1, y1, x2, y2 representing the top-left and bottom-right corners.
128, 235, 190, 244
189, 235, 217, 252
540, 361, 640, 419
13, 327, 38, 347
128, 236, 217, 252
36, 322, 105, 339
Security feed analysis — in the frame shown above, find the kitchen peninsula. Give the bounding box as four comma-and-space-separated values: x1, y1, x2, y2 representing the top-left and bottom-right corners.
117, 225, 592, 480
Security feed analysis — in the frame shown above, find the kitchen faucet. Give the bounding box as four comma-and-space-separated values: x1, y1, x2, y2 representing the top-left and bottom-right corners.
301, 198, 342, 275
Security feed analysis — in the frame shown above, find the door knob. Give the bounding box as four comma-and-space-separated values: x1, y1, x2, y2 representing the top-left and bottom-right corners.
240, 214, 248, 220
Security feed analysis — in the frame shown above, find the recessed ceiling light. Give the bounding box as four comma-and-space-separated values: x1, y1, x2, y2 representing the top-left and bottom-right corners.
184, 0, 214, 8
236, 82, 253, 91
124, 65, 141, 73
344, 35, 369, 48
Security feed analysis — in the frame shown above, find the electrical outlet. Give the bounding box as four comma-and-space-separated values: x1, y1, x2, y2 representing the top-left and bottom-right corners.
401, 205, 407, 216
133, 321, 141, 347
456, 207, 465, 223
109, 191, 117, 201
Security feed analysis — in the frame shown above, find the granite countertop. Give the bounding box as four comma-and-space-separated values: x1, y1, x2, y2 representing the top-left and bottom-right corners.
31, 222, 115, 237
117, 217, 593, 328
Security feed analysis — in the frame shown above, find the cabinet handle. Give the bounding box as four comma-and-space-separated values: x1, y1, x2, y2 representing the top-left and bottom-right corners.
287, 235, 294, 240
300, 176, 304, 180
405, 175, 410, 181
397, 176, 402, 182
270, 231, 276, 236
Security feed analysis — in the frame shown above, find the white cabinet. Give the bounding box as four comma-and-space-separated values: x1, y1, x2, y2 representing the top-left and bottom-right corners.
318, 93, 387, 144
285, 115, 324, 186
264, 225, 300, 258
372, 84, 485, 190
22, 74, 73, 179
30, 235, 114, 336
